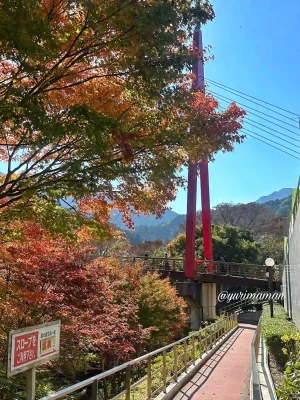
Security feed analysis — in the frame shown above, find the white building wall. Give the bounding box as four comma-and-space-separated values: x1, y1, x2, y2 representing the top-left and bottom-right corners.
284, 199, 300, 328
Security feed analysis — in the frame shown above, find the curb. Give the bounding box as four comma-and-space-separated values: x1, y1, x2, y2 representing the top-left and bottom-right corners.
261, 339, 277, 400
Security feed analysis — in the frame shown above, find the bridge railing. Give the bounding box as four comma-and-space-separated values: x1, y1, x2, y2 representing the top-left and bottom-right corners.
39, 315, 238, 400
219, 298, 253, 316
119, 256, 185, 272
106, 256, 281, 281
195, 260, 281, 281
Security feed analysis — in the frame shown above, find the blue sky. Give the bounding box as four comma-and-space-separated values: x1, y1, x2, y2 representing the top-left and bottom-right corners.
169, 0, 300, 214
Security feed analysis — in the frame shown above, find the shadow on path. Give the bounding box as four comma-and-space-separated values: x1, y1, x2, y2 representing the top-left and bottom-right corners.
174, 327, 249, 400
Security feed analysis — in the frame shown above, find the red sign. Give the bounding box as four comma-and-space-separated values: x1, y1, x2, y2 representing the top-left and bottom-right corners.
13, 331, 39, 369
8, 321, 61, 377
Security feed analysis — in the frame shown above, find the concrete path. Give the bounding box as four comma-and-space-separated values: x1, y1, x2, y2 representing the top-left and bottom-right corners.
173, 324, 256, 400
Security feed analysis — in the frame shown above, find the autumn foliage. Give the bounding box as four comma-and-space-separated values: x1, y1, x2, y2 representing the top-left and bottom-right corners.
0, 0, 247, 396
0, 0, 245, 238
0, 221, 187, 395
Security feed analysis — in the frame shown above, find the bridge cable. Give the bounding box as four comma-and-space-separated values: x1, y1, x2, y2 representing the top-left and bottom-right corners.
239, 130, 300, 160
241, 127, 300, 155
217, 104, 300, 147
205, 78, 299, 118
209, 90, 299, 130
211, 92, 300, 137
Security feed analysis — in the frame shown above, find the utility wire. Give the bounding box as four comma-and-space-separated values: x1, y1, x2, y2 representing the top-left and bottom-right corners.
240, 130, 300, 161
244, 118, 300, 143
217, 103, 300, 145
244, 120, 300, 148
206, 78, 299, 119
212, 92, 300, 136
209, 89, 299, 129
242, 127, 300, 155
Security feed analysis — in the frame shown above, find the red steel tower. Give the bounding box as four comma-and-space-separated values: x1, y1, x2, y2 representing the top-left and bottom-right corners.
184, 27, 213, 278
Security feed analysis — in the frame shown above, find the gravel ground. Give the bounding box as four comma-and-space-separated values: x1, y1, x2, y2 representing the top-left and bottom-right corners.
268, 352, 285, 390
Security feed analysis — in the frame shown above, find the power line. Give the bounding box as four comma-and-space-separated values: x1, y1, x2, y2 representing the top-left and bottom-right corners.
242, 127, 300, 155
209, 89, 299, 129
244, 120, 300, 148
240, 130, 300, 161
244, 118, 300, 143
217, 103, 300, 145
206, 77, 299, 117
212, 92, 300, 136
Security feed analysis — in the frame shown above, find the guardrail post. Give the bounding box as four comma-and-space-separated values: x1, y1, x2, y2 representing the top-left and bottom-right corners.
192, 336, 196, 365
150, 257, 154, 270
213, 323, 216, 345
91, 380, 98, 400
184, 339, 187, 372
174, 344, 178, 382
147, 356, 152, 399
198, 332, 202, 359
125, 365, 131, 400
163, 349, 167, 392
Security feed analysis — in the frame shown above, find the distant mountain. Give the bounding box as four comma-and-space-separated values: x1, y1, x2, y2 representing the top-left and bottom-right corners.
111, 209, 181, 229
256, 188, 292, 204
59, 187, 293, 244
263, 196, 292, 216
125, 214, 185, 244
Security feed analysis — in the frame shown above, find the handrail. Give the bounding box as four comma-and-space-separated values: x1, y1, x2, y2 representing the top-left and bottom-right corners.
220, 298, 253, 316
251, 318, 262, 399
195, 260, 280, 281
196, 260, 266, 268
39, 314, 238, 400
100, 256, 281, 281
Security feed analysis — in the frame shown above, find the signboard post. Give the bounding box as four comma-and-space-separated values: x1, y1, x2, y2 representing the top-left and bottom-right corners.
7, 321, 61, 399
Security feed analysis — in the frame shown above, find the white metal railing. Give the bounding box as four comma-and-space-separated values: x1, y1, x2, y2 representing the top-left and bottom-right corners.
220, 298, 253, 316
251, 318, 262, 399
39, 314, 238, 400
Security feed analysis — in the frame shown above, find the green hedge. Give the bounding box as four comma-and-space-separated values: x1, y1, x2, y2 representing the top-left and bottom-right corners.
261, 304, 297, 366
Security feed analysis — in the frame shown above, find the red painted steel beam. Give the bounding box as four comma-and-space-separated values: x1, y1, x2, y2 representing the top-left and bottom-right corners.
185, 26, 213, 277
184, 27, 202, 278
185, 161, 197, 278
200, 159, 213, 270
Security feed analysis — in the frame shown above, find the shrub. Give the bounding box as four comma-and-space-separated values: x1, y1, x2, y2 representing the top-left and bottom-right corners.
277, 333, 300, 399
261, 304, 297, 366
138, 272, 188, 348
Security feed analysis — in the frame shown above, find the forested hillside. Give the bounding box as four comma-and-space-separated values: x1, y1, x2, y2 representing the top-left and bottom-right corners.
124, 193, 291, 244
264, 196, 292, 216
125, 214, 185, 243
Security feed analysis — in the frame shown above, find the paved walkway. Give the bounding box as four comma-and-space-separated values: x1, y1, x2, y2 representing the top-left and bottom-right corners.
174, 324, 256, 400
